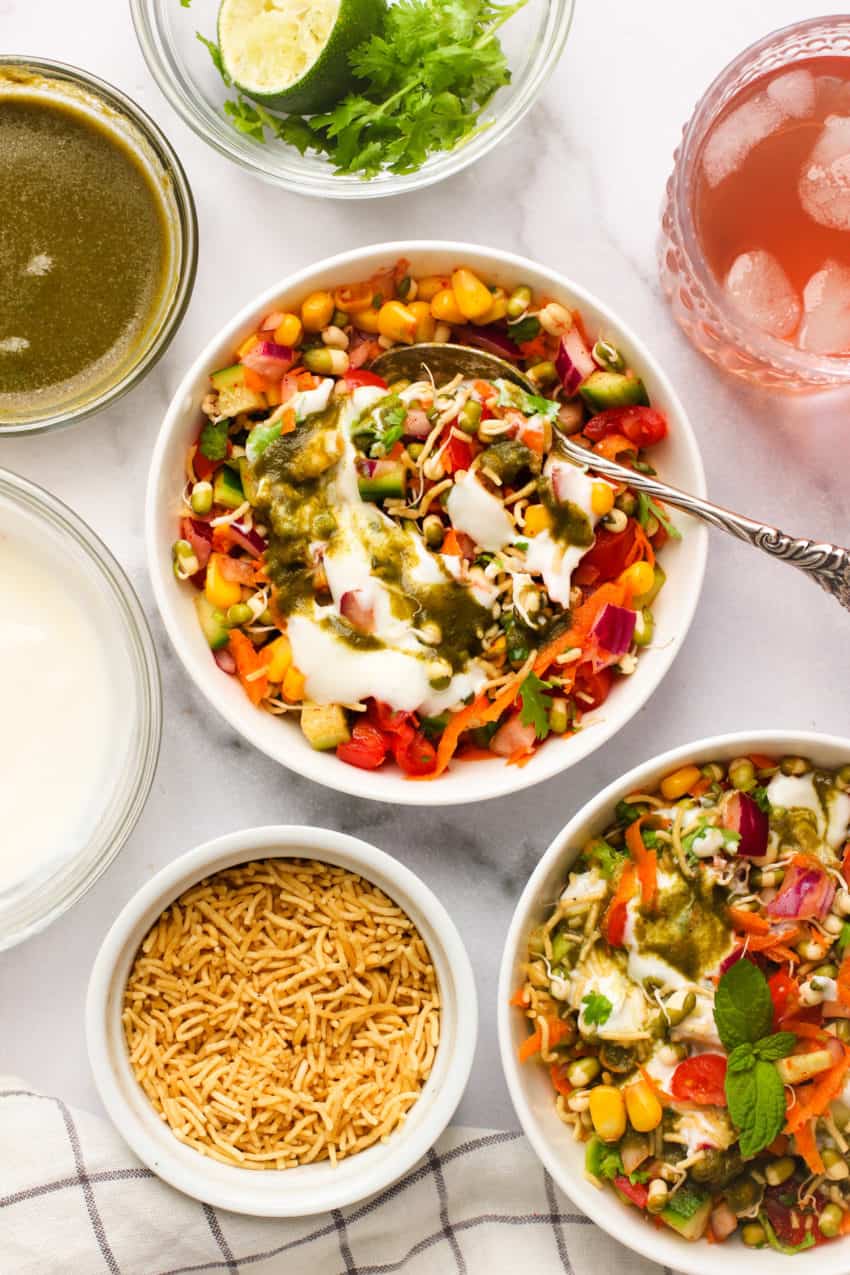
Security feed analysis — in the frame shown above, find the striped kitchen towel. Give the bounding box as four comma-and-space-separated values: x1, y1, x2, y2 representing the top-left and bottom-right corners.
0, 1077, 665, 1275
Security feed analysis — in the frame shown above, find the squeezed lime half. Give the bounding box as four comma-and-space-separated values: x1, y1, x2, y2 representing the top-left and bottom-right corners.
218, 0, 386, 115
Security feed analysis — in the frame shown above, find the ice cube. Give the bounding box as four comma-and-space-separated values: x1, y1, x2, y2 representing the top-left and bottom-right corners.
798, 259, 850, 354
703, 93, 787, 187
815, 76, 850, 116
798, 114, 850, 231
767, 69, 816, 119
724, 250, 802, 339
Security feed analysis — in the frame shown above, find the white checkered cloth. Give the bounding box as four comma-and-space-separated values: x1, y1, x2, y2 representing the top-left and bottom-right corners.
0, 1077, 668, 1275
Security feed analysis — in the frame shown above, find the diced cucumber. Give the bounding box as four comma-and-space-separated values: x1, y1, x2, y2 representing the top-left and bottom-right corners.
194, 595, 230, 651
661, 1189, 711, 1241
239, 456, 260, 504
633, 607, 654, 647
210, 363, 267, 417
213, 465, 245, 510
300, 704, 351, 751
579, 370, 649, 413
358, 460, 406, 502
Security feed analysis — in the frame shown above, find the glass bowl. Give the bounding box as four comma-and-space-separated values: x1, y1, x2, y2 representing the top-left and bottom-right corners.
659, 17, 850, 392
0, 469, 162, 950
0, 57, 198, 435
129, 0, 574, 198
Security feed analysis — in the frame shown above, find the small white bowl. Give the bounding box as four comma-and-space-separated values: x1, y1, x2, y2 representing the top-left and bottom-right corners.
146, 241, 708, 805
87, 825, 477, 1217
498, 731, 850, 1275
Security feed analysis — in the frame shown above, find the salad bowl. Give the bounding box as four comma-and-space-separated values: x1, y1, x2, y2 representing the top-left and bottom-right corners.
498, 730, 850, 1275
146, 241, 708, 805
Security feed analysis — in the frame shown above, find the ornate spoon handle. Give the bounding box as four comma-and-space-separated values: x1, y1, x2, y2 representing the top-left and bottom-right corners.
559, 437, 850, 612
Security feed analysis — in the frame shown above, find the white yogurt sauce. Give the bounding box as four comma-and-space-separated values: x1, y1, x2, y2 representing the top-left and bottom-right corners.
446, 469, 514, 550
767, 770, 850, 848
0, 531, 113, 893
524, 461, 604, 606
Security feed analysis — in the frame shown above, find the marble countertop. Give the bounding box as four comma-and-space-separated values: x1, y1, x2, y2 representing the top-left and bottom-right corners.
3, 0, 850, 1134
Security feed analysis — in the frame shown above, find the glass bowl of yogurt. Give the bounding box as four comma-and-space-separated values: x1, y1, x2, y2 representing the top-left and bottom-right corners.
0, 468, 161, 949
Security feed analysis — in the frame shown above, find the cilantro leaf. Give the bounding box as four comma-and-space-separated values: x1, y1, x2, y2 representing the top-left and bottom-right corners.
582, 839, 626, 879
507, 314, 541, 343
714, 958, 773, 1050
199, 418, 229, 462
196, 33, 231, 86
581, 991, 613, 1026
615, 799, 644, 826
664, 1185, 709, 1221
637, 491, 681, 541
751, 785, 771, 814
585, 1137, 623, 1180
518, 672, 552, 741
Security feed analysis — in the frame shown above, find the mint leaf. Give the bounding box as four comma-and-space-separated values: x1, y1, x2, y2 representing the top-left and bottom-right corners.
726, 1043, 756, 1074
518, 672, 552, 741
754, 1031, 796, 1062
582, 991, 613, 1026
199, 418, 229, 461
726, 1059, 786, 1159
714, 959, 772, 1050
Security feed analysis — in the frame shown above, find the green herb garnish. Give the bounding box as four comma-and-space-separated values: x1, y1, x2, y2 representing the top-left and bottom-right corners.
751, 785, 771, 814
199, 418, 229, 461
518, 672, 552, 741
582, 839, 626, 880
507, 314, 541, 344
581, 991, 613, 1026
637, 491, 681, 540
196, 33, 231, 85
714, 960, 795, 1158
585, 1137, 623, 1181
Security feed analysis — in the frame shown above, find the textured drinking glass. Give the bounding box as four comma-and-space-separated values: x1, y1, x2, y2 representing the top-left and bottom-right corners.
130, 0, 574, 198
660, 17, 850, 392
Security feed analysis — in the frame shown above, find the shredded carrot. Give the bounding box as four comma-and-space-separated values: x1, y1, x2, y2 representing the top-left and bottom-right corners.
594, 434, 635, 461
782, 1020, 830, 1042
508, 748, 535, 768
242, 366, 268, 393
728, 907, 770, 934
794, 1119, 824, 1175
749, 753, 777, 770
626, 817, 657, 911
533, 581, 632, 678
509, 988, 529, 1008
280, 406, 296, 435
550, 1062, 572, 1096
630, 522, 656, 569
769, 945, 802, 966
785, 1044, 850, 1134
745, 927, 801, 955
518, 1016, 569, 1063
228, 630, 268, 706
441, 529, 462, 556
518, 334, 550, 362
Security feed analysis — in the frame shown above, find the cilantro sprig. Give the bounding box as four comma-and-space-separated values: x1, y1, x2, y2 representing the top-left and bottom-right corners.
518, 672, 552, 740
581, 991, 613, 1026
713, 960, 795, 1159
199, 417, 229, 461
637, 491, 681, 541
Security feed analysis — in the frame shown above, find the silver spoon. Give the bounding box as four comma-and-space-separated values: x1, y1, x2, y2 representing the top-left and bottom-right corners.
372, 343, 850, 611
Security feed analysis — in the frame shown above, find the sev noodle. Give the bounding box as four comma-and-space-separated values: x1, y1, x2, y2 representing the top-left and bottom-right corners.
122, 858, 440, 1169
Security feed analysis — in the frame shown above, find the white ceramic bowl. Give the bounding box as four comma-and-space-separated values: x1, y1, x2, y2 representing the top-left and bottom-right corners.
498, 731, 850, 1275
146, 241, 708, 805
87, 825, 477, 1217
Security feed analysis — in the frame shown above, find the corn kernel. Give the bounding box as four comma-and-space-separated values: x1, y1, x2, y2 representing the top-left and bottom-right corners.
619, 561, 655, 596
589, 1085, 626, 1142
263, 634, 292, 684
282, 665, 306, 702
273, 313, 302, 346
451, 268, 494, 320
205, 555, 242, 610
478, 288, 508, 325
416, 274, 451, 302
660, 764, 703, 801
591, 482, 616, 517
237, 332, 260, 358
624, 1080, 663, 1133
430, 288, 466, 325
301, 290, 334, 332
377, 300, 418, 344
409, 300, 436, 342
354, 306, 381, 334
523, 505, 551, 535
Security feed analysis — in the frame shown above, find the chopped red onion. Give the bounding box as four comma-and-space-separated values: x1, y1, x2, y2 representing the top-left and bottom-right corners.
721, 791, 769, 858
490, 712, 537, 757
591, 603, 636, 655
460, 326, 521, 360
213, 648, 236, 674
181, 517, 212, 569
556, 328, 596, 394
241, 341, 295, 380
767, 861, 835, 920
340, 589, 375, 634
404, 407, 432, 438
227, 523, 266, 558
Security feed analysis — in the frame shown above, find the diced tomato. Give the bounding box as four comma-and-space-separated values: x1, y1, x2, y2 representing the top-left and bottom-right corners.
763, 1190, 828, 1248
843, 843, 850, 887
394, 730, 438, 776
614, 1176, 649, 1209
343, 369, 389, 391
603, 898, 629, 947
368, 701, 413, 736
670, 1053, 727, 1106
583, 406, 668, 448
193, 447, 219, 481
769, 969, 801, 1027
550, 1061, 572, 1096
336, 722, 388, 770
573, 665, 614, 711
574, 522, 637, 585
443, 435, 474, 474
